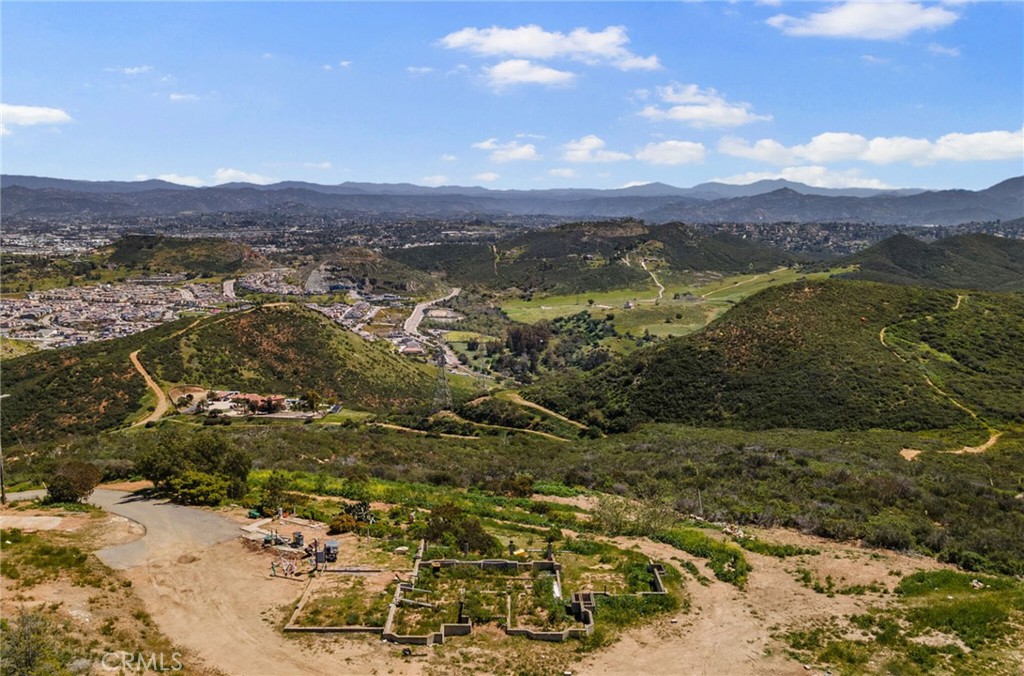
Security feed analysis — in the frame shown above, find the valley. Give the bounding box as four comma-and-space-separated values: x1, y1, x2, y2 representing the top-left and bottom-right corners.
2, 201, 1023, 676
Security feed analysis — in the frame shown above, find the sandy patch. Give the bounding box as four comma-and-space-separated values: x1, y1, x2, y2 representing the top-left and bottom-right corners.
0, 515, 66, 531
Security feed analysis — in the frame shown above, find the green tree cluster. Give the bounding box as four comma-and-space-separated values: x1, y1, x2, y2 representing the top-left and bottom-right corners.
136, 430, 250, 504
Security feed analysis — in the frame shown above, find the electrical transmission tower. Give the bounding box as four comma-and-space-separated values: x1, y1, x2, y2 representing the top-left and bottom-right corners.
432, 347, 452, 413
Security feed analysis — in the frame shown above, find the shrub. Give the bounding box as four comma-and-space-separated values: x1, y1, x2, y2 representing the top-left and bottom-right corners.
167, 470, 228, 506
46, 461, 101, 503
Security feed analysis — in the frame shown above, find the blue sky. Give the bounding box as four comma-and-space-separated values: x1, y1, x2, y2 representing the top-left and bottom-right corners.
2, 2, 1021, 190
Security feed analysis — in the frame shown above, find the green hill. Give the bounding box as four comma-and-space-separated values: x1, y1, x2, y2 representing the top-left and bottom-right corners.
140, 304, 435, 408
107, 234, 263, 276
0, 304, 437, 443
294, 246, 446, 297
389, 220, 801, 294
1, 323, 178, 443
840, 233, 1024, 292
527, 280, 1024, 432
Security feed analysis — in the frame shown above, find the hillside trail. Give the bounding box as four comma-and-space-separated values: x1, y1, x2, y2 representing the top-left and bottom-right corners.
126, 307, 266, 427
367, 421, 480, 439
639, 259, 665, 303
129, 350, 169, 426
500, 391, 589, 430
879, 294, 1002, 458
435, 410, 571, 442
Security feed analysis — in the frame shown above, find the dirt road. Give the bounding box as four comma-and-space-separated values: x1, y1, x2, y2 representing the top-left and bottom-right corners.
129, 350, 169, 426
639, 259, 665, 302
501, 392, 588, 430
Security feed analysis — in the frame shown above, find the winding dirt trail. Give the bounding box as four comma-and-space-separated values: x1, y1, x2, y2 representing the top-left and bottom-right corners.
880, 305, 1003, 458
639, 259, 665, 303
500, 392, 589, 430
129, 350, 169, 426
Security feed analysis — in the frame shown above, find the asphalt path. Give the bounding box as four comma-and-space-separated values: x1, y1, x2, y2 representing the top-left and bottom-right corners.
6, 488, 239, 570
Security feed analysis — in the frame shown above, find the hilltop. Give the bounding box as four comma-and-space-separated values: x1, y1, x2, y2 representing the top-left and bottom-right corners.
106, 234, 263, 276
390, 221, 801, 293
286, 246, 446, 297
0, 304, 437, 443
527, 280, 1024, 432
839, 232, 1024, 292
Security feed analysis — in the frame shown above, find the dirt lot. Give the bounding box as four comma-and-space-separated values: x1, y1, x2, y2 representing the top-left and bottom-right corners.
576, 529, 951, 676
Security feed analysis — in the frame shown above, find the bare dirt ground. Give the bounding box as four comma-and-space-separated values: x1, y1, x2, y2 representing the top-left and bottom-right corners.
125, 540, 423, 676
6, 489, 963, 675
577, 529, 950, 676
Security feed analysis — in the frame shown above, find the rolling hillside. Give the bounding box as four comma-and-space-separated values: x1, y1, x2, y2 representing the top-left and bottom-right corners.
107, 234, 264, 276
0, 305, 436, 443
527, 280, 1023, 432
390, 220, 802, 293
294, 246, 447, 297
139, 304, 436, 409
840, 233, 1024, 292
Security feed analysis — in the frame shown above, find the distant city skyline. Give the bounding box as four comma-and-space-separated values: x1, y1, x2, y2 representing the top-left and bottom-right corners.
2, 2, 1022, 191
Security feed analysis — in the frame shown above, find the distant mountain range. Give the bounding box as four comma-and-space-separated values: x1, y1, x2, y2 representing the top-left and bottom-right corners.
2, 174, 1021, 226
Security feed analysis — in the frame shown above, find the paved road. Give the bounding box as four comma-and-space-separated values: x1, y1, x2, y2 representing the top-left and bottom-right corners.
6, 488, 239, 570
403, 287, 460, 337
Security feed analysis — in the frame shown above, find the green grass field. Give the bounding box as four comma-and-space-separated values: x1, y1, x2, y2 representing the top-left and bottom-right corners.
501, 267, 853, 340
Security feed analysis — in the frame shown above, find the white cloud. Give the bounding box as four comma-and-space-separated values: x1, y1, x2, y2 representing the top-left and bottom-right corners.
407, 66, 434, 75
635, 140, 706, 165
421, 175, 448, 187
474, 172, 500, 182
516, 132, 545, 139
715, 166, 893, 190
472, 137, 540, 162
861, 54, 890, 66
338, 60, 353, 68
931, 128, 1024, 161
439, 24, 660, 71
440, 154, 458, 162
720, 127, 1024, 165
619, 181, 651, 189
928, 42, 960, 57
767, 2, 959, 40
107, 65, 153, 76
0, 103, 73, 135
562, 135, 631, 163
156, 173, 205, 187
322, 64, 334, 71
640, 83, 771, 128
169, 93, 199, 102
549, 168, 577, 178
303, 161, 332, 170
483, 59, 575, 89
212, 168, 276, 185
